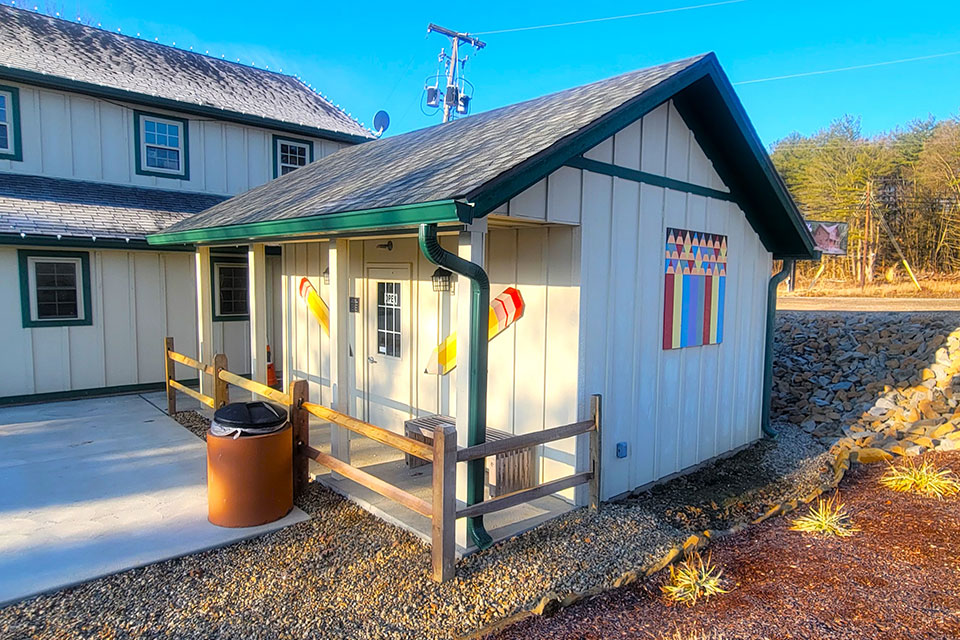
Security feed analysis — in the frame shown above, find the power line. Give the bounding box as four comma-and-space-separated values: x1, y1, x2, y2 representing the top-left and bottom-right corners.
473, 0, 746, 36
735, 50, 960, 85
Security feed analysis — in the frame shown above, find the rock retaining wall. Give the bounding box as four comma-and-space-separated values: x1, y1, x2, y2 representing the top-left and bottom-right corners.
773, 312, 960, 459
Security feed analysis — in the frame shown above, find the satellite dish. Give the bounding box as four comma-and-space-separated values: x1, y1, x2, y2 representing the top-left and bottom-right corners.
373, 110, 390, 136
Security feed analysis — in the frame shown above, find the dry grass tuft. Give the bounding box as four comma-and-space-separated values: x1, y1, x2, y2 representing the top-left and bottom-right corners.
880, 459, 960, 499
789, 494, 857, 537
661, 551, 729, 607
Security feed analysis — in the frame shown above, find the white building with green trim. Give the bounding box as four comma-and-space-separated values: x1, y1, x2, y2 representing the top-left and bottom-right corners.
0, 5, 372, 403
149, 53, 815, 546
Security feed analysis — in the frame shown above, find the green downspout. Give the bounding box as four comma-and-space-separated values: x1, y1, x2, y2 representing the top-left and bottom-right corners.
762, 259, 794, 438
418, 223, 494, 550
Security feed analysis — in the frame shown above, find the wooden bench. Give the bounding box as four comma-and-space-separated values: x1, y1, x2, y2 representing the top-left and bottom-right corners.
404, 415, 537, 498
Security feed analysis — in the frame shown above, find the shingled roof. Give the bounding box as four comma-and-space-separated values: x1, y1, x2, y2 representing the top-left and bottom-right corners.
150, 53, 816, 259
0, 5, 372, 143
0, 174, 226, 242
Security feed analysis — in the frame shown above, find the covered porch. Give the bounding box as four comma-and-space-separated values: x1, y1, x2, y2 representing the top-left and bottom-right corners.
162, 209, 594, 571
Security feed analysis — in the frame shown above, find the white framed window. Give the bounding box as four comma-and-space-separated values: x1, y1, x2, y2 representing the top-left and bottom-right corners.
135, 111, 189, 178
273, 135, 313, 177
0, 91, 11, 153
214, 261, 249, 320
0, 84, 21, 161
28, 257, 84, 322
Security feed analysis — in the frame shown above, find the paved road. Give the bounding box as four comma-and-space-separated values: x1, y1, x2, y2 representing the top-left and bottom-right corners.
777, 296, 960, 312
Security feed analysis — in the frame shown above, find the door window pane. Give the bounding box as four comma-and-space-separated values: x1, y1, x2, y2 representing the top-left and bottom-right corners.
376, 281, 401, 358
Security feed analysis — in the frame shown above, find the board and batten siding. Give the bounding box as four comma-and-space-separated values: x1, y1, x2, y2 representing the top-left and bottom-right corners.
574, 101, 771, 500
280, 99, 771, 504
0, 246, 198, 397
0, 247, 282, 398
281, 236, 460, 419
496, 100, 771, 501
0, 81, 346, 195
280, 231, 581, 496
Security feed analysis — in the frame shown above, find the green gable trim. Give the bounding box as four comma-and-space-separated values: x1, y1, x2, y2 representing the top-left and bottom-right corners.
0, 65, 371, 145
272, 134, 315, 179
564, 156, 737, 202
147, 199, 464, 245
0, 234, 194, 251
670, 74, 815, 259
134, 110, 191, 180
210, 254, 250, 322
17, 249, 93, 328
0, 379, 200, 407
0, 83, 22, 161
464, 61, 706, 220
462, 54, 814, 260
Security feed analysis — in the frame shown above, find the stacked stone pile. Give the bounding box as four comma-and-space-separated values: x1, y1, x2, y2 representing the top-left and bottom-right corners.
773, 313, 960, 460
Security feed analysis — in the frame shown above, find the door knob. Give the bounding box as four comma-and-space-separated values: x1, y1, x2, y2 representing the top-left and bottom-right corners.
368, 356, 378, 364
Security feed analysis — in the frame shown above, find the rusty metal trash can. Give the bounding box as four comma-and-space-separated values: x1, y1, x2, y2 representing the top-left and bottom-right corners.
207, 401, 292, 528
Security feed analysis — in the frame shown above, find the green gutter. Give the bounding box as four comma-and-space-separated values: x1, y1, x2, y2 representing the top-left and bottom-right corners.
0, 66, 373, 145
418, 223, 493, 551
0, 234, 195, 251
762, 259, 794, 438
147, 200, 465, 245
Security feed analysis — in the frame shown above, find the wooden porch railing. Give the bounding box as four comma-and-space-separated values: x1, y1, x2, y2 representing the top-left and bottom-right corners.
163, 337, 601, 583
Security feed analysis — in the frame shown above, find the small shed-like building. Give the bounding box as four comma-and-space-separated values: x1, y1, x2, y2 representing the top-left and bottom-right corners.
150, 53, 814, 540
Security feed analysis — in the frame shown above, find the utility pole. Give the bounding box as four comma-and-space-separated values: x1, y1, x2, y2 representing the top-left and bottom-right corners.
861, 182, 871, 289
425, 24, 485, 123
872, 188, 922, 292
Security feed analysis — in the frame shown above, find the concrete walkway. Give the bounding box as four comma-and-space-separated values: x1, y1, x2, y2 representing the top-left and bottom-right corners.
0, 394, 307, 606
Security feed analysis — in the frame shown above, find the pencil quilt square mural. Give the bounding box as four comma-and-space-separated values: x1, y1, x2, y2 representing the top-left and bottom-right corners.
663, 227, 727, 350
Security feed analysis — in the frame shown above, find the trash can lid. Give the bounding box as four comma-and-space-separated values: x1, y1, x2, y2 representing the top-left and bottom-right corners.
212, 401, 288, 429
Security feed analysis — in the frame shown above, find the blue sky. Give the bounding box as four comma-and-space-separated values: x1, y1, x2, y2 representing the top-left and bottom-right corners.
33, 0, 960, 144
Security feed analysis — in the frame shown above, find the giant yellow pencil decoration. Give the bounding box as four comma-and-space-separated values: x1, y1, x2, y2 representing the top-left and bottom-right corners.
299, 277, 330, 334
425, 287, 524, 375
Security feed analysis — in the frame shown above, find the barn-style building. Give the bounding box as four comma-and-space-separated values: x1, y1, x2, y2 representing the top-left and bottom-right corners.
150, 53, 815, 548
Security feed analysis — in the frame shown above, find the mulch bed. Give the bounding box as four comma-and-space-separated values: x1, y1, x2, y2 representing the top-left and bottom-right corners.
487, 451, 960, 640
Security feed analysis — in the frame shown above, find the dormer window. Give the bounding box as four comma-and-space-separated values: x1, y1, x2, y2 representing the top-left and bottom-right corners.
273, 135, 313, 178
134, 111, 189, 179
0, 84, 22, 161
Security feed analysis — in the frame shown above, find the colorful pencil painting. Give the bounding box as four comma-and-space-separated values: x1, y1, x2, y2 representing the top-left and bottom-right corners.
663, 227, 727, 350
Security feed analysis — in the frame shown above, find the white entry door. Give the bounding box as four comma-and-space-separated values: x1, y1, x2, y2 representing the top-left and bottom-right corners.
365, 265, 413, 432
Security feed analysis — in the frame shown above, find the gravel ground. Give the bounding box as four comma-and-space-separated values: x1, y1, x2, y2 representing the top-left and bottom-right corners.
174, 410, 209, 440
0, 414, 829, 640
489, 451, 960, 640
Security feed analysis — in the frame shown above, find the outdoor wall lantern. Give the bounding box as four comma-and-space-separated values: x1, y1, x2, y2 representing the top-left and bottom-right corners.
431, 267, 453, 293
322, 267, 330, 285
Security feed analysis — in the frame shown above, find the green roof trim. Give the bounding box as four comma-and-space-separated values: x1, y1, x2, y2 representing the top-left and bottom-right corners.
146, 199, 465, 245
462, 55, 814, 259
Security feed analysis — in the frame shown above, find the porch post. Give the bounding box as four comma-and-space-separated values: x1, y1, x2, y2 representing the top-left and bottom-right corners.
248, 243, 269, 384
328, 239, 351, 465
195, 246, 214, 397
455, 218, 486, 548
280, 245, 292, 392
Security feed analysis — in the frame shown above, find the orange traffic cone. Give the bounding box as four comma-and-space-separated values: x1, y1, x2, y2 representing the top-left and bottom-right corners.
266, 345, 278, 388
